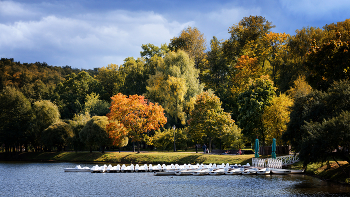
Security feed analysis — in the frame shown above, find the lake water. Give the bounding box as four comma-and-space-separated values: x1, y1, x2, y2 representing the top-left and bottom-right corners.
1, 162, 350, 196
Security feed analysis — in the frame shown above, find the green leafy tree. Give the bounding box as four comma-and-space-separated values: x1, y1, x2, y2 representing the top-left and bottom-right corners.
56, 71, 103, 119
283, 80, 350, 166
300, 110, 350, 166
31, 100, 60, 151
220, 123, 244, 150
237, 76, 276, 148
202, 36, 235, 113
20, 79, 54, 103
152, 129, 173, 151
84, 93, 110, 116
223, 15, 275, 65
146, 50, 203, 126
117, 57, 148, 96
152, 128, 188, 151
188, 91, 240, 153
0, 86, 32, 153
96, 64, 124, 101
41, 121, 73, 152
282, 90, 328, 151
80, 116, 110, 153
68, 112, 91, 152
140, 43, 169, 62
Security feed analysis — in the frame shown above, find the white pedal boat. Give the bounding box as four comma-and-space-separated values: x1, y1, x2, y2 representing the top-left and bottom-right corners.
290, 169, 305, 174
64, 165, 90, 172
153, 171, 176, 176
225, 168, 244, 175
91, 165, 106, 173
192, 169, 212, 176
242, 168, 258, 175
257, 168, 271, 175
175, 169, 198, 176
106, 164, 119, 173
209, 168, 226, 175
271, 169, 291, 175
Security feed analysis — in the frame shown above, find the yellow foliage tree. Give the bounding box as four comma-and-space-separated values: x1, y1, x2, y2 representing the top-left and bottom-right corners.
286, 75, 313, 99
169, 26, 207, 70
231, 55, 264, 97
262, 94, 293, 145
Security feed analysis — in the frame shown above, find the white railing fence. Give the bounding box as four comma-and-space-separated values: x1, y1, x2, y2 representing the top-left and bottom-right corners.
252, 154, 299, 168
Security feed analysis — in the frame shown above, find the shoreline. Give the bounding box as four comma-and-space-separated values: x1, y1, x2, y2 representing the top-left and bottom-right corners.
0, 151, 254, 165
1, 151, 349, 185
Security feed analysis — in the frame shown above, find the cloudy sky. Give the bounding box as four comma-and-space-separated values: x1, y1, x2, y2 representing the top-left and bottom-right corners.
1, 0, 349, 70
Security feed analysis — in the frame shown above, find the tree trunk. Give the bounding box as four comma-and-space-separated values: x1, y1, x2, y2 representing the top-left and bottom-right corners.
137, 141, 140, 153
119, 147, 121, 153
101, 146, 105, 153
89, 146, 92, 153
24, 144, 28, 152
209, 137, 212, 153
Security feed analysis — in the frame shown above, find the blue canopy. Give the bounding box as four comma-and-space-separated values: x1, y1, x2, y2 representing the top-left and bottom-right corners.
271, 138, 276, 159
254, 139, 259, 158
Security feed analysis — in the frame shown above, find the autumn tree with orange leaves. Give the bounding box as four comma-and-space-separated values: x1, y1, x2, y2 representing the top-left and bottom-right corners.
107, 93, 167, 153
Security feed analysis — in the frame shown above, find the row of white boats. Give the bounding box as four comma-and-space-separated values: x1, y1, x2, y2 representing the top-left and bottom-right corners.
64, 163, 304, 176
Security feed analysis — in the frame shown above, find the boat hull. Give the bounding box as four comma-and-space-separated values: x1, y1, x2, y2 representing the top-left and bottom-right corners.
153, 171, 176, 176
64, 168, 90, 172
290, 169, 304, 174
271, 169, 291, 175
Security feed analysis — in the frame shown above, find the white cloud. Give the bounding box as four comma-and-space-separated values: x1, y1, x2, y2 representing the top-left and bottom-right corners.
206, 7, 261, 28
0, 6, 192, 69
0, 1, 35, 17
194, 6, 262, 43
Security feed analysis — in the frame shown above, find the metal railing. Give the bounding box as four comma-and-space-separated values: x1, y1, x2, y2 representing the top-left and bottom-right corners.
252, 154, 299, 168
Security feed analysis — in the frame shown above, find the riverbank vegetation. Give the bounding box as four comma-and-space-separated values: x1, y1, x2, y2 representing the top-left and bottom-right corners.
0, 16, 349, 184
0, 152, 253, 166
292, 161, 350, 184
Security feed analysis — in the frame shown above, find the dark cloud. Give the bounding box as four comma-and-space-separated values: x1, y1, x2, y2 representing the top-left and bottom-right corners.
0, 0, 348, 69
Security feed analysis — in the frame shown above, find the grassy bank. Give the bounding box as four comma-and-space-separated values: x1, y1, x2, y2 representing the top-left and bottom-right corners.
291, 160, 350, 185
0, 151, 254, 165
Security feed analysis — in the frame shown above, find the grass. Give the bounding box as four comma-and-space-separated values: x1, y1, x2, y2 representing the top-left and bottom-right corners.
1, 151, 254, 165
290, 160, 350, 184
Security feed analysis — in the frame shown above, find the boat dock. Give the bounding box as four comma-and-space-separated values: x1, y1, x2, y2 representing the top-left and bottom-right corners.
64, 163, 304, 175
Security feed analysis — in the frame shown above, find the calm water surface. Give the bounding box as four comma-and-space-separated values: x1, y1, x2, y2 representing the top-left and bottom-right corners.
1, 162, 350, 196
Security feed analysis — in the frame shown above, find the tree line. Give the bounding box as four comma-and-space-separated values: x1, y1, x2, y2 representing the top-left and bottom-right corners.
0, 16, 349, 166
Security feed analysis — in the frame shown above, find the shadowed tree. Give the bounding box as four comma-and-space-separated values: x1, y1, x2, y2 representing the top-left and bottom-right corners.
0, 86, 32, 153
79, 116, 110, 153
31, 100, 60, 151
68, 112, 91, 152
42, 121, 73, 152
237, 76, 276, 149
283, 80, 350, 166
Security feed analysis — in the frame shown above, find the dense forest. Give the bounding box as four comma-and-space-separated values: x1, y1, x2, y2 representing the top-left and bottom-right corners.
1, 16, 349, 166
